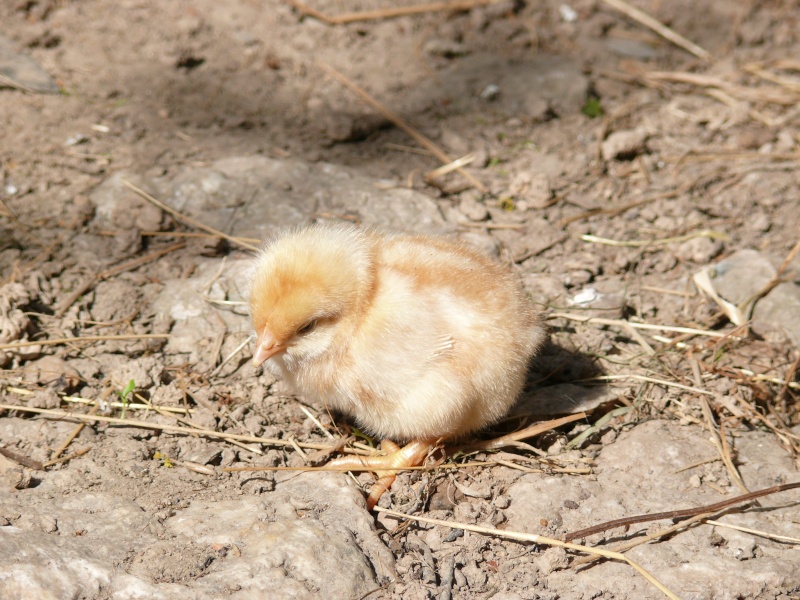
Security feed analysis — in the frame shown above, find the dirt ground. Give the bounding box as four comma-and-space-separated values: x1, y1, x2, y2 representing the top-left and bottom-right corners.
1, 0, 800, 598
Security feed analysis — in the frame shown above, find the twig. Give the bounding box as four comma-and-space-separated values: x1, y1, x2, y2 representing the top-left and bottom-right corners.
54, 242, 185, 317
208, 335, 253, 378
548, 312, 732, 339
463, 413, 587, 452
457, 221, 525, 230
222, 460, 592, 474
579, 374, 716, 397
564, 480, 800, 541
0, 446, 43, 470
42, 447, 90, 468
298, 405, 335, 439
0, 334, 169, 351
706, 519, 800, 544
0, 404, 368, 454
601, 0, 711, 60
374, 506, 680, 600
62, 395, 193, 414
51, 401, 101, 460
282, 0, 503, 24
318, 62, 487, 194
425, 153, 475, 182
572, 228, 728, 248
99, 230, 262, 244
572, 511, 716, 567
733, 367, 800, 391
699, 395, 749, 494
558, 189, 682, 228
120, 180, 259, 251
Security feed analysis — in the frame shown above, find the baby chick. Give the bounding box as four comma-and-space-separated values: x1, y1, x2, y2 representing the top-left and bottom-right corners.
250, 222, 546, 507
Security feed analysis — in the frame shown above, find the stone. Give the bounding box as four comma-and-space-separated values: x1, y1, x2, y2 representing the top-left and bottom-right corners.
676, 235, 724, 263
504, 421, 800, 598
601, 127, 648, 161
567, 279, 627, 314
0, 33, 59, 93
496, 217, 566, 262
458, 231, 500, 258
459, 195, 489, 221
522, 273, 567, 305
89, 173, 165, 232
0, 474, 392, 599
424, 39, 470, 58
509, 172, 552, 209
605, 37, 658, 60
158, 156, 447, 241
22, 356, 81, 392
708, 249, 800, 347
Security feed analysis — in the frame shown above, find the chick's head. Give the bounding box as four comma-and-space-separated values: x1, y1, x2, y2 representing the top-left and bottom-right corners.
250, 224, 373, 369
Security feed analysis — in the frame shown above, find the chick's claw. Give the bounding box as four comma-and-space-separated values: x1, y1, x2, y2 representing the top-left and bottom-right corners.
327, 439, 436, 509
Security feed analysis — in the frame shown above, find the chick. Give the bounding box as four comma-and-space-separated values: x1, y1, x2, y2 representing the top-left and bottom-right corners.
250, 222, 546, 507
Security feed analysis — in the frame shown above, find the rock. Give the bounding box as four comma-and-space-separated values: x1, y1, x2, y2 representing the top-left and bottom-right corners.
458, 231, 500, 258
0, 455, 33, 490
0, 474, 392, 599
27, 388, 62, 410
509, 172, 552, 209
321, 111, 387, 144
496, 217, 566, 262
108, 356, 162, 392
0, 33, 59, 93
22, 356, 81, 392
166, 473, 394, 597
676, 235, 724, 263
155, 156, 446, 241
504, 421, 800, 598
459, 195, 489, 221
90, 173, 165, 231
90, 280, 143, 323
424, 39, 470, 58
605, 37, 658, 60
522, 273, 567, 305
601, 127, 648, 161
708, 249, 800, 346
567, 279, 627, 314
151, 258, 252, 363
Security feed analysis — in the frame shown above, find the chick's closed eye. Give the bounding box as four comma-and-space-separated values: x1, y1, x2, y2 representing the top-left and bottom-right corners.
297, 319, 317, 335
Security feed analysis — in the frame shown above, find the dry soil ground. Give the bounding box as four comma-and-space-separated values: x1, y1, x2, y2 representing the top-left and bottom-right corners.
1, 1, 799, 599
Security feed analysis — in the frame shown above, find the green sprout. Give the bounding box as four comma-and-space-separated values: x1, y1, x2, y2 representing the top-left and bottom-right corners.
499, 197, 516, 211
581, 96, 604, 118
115, 379, 135, 419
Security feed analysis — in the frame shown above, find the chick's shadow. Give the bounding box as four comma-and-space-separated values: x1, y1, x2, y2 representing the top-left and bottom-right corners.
481, 339, 610, 440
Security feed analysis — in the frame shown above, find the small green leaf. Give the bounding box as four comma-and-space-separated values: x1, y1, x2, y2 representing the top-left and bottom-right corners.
581, 96, 604, 118
499, 197, 515, 211
115, 379, 135, 419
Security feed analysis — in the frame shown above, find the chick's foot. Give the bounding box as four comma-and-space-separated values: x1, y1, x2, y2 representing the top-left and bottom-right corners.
327, 439, 434, 509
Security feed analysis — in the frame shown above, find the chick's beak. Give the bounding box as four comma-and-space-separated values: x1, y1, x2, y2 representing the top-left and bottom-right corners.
253, 330, 283, 366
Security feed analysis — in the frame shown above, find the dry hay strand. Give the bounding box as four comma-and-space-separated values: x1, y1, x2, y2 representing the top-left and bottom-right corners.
282, 0, 504, 25
318, 61, 488, 194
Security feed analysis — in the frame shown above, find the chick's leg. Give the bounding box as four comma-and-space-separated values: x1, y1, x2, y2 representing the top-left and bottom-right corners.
327, 439, 434, 509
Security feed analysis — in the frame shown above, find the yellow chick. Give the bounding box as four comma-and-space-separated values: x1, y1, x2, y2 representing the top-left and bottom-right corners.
250, 222, 546, 507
